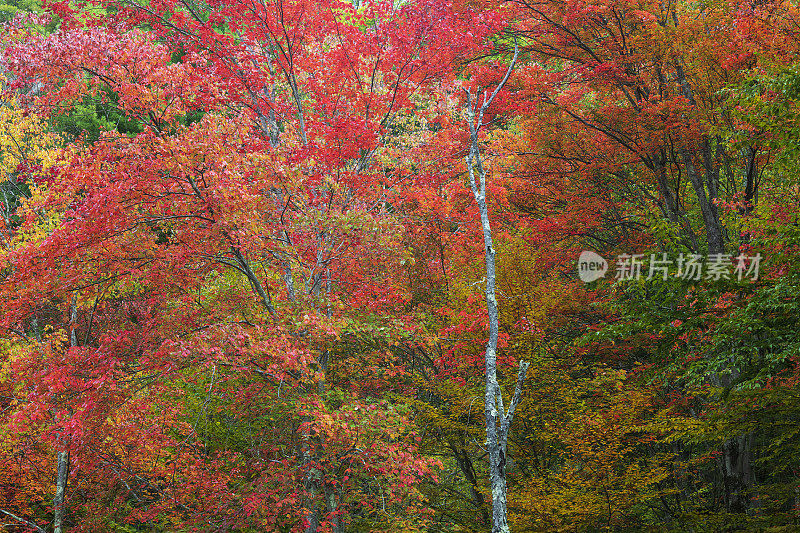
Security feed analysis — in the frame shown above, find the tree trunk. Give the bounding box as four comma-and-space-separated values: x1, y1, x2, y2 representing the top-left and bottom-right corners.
680, 147, 726, 254
453, 445, 491, 527
463, 41, 530, 533
722, 432, 754, 513
54, 296, 78, 533
53, 450, 70, 533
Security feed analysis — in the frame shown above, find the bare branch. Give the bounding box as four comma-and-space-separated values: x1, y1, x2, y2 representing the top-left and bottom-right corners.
0, 508, 46, 533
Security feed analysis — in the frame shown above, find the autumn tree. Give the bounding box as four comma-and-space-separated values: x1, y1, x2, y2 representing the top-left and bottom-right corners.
0, 0, 487, 528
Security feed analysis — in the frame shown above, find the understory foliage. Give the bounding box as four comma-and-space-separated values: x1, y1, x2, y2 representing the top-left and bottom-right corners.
3, 0, 800, 530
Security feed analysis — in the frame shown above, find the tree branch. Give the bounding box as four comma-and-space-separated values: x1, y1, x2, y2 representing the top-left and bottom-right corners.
0, 508, 46, 533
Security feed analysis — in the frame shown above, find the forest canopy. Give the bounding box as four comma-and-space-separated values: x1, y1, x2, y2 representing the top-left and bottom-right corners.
2, 0, 800, 530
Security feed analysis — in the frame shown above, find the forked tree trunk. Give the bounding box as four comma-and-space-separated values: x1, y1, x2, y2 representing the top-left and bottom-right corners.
463, 40, 530, 533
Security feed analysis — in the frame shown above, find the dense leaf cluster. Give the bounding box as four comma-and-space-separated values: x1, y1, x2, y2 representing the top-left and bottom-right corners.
3, 0, 800, 530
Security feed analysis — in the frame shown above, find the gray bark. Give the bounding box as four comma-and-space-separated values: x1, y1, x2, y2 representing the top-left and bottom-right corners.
649, 152, 699, 252
53, 450, 70, 533
230, 246, 276, 316
721, 432, 754, 513
452, 444, 491, 527
54, 297, 78, 533
0, 509, 46, 533
680, 147, 725, 254
672, 62, 726, 253
463, 41, 530, 533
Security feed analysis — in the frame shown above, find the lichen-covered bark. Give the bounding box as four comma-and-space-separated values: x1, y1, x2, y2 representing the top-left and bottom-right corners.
463, 41, 530, 533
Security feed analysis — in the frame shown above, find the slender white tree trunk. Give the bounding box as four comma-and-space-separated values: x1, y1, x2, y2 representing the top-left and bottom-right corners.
54, 295, 78, 533
463, 41, 530, 533
53, 449, 69, 533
